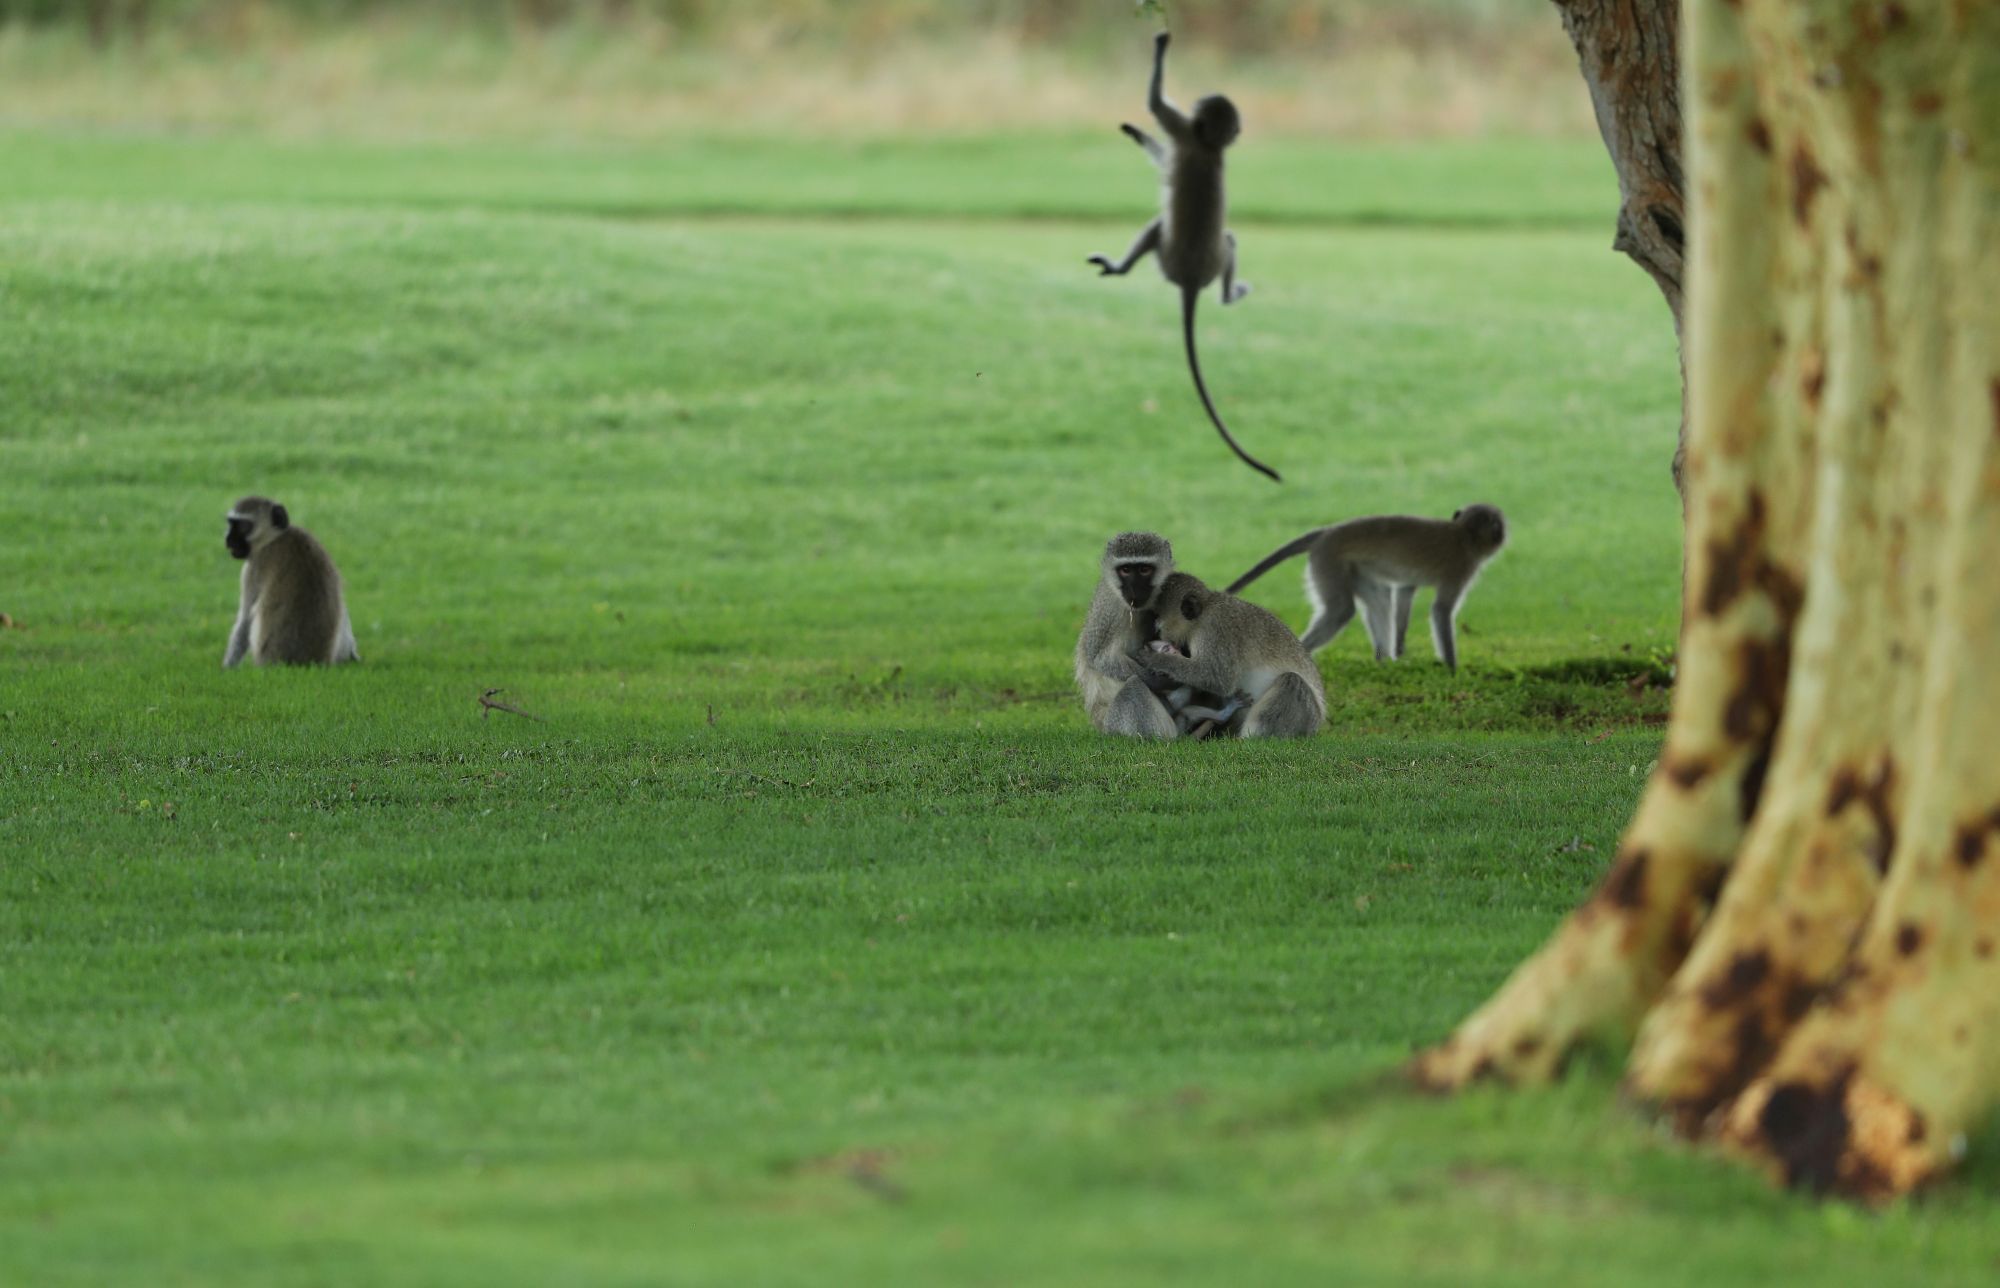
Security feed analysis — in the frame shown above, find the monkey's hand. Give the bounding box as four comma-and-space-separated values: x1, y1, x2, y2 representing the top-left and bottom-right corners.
1155, 30, 1171, 52
1120, 123, 1144, 143
1086, 254, 1120, 277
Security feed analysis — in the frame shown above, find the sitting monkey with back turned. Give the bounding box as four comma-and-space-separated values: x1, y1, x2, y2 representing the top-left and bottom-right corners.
223, 495, 359, 668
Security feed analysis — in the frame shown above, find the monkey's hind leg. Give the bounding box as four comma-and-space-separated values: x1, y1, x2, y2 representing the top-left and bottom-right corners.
1221, 233, 1251, 304
1355, 580, 1396, 661
1299, 559, 1356, 653
1088, 217, 1162, 277
1240, 673, 1324, 739
1390, 586, 1414, 660
1104, 676, 1178, 740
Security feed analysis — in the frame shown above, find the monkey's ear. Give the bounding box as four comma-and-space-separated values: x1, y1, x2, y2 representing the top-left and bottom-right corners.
1452, 509, 1463, 521
271, 504, 290, 530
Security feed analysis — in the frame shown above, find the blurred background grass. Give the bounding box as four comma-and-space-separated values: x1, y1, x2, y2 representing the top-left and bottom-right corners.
0, 0, 1595, 139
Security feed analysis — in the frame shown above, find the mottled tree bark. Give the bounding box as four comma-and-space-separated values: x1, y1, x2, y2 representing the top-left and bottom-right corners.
1554, 0, 1689, 496
1415, 0, 2000, 1201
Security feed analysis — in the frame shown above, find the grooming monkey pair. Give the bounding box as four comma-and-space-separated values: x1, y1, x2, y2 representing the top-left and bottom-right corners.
1077, 507, 1507, 739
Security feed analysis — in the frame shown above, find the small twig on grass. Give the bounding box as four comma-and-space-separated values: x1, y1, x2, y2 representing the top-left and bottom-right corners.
711, 769, 815, 790
477, 688, 545, 722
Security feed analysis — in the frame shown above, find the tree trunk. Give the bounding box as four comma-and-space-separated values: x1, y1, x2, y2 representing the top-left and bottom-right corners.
1413, 0, 2000, 1201
1553, 0, 1689, 497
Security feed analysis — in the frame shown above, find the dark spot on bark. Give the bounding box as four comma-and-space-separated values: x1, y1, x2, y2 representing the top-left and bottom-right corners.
1781, 979, 1819, 1020
1912, 90, 1943, 115
1801, 349, 1827, 409
1863, 760, 1897, 874
1513, 1035, 1543, 1059
1990, 379, 2000, 438
1830, 759, 1898, 875
1842, 222, 1883, 282
1791, 144, 1828, 226
1895, 922, 1924, 956
1977, 937, 1994, 960
1739, 745, 1773, 822
1759, 563, 1805, 630
1955, 823, 1986, 869
1724, 636, 1789, 744
1906, 1112, 1927, 1144
1702, 491, 1767, 617
1701, 949, 1772, 1009
1758, 1066, 1855, 1194
1878, 1, 1909, 31
1665, 754, 1710, 789
1599, 848, 1650, 911
1470, 1056, 1498, 1082
1746, 117, 1773, 153
1694, 864, 1730, 906
1822, 960, 1867, 1008
1650, 205, 1685, 253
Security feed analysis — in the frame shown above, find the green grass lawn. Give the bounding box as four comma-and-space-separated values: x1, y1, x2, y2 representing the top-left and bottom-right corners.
3, 128, 1994, 1283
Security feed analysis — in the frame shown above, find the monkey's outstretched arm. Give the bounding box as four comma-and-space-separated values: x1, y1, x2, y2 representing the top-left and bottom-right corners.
1147, 31, 1192, 141
1087, 217, 1161, 276
1120, 123, 1167, 166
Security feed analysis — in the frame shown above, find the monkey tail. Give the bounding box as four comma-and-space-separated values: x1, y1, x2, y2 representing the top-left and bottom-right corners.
1225, 531, 1324, 595
1181, 285, 1280, 483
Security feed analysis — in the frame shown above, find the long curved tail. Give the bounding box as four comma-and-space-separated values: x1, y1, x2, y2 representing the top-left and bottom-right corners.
1181, 285, 1280, 482
1226, 530, 1324, 594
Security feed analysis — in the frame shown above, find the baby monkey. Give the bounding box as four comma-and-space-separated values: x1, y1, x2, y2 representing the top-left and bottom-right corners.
1087, 31, 1278, 483
1228, 504, 1507, 672
1134, 573, 1325, 739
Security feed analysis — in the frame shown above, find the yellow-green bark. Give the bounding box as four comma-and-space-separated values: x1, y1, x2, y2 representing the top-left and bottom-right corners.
1415, 0, 2000, 1199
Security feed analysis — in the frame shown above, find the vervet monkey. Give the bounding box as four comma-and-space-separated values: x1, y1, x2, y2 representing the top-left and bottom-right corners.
1227, 504, 1507, 672
1134, 573, 1325, 739
222, 495, 359, 668
1074, 531, 1223, 739
1086, 31, 1278, 483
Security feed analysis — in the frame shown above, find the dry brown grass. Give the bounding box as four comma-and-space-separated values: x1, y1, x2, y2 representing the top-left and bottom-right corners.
0, 13, 1595, 141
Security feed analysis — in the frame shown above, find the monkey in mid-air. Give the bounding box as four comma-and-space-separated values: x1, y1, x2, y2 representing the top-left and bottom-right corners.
1227, 504, 1507, 672
1075, 531, 1229, 739
1086, 31, 1278, 483
1131, 572, 1325, 738
222, 495, 359, 668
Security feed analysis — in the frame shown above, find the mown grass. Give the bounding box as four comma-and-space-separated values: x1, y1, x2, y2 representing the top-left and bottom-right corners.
3, 127, 1994, 1283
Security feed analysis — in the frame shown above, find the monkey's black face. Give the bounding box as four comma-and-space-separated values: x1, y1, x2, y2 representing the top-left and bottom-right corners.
1115, 562, 1159, 609
1179, 595, 1203, 622
226, 517, 253, 560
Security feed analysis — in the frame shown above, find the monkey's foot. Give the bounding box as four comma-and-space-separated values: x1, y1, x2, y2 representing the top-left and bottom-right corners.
1226, 283, 1251, 304
1188, 720, 1218, 741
